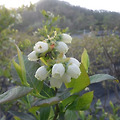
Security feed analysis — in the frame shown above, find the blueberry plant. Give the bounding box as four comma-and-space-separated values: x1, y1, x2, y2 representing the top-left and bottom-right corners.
0, 10, 117, 120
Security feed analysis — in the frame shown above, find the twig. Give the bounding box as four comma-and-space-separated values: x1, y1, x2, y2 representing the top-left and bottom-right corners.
53, 104, 60, 120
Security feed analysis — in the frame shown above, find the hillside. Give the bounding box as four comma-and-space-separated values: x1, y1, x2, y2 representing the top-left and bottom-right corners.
15, 0, 120, 33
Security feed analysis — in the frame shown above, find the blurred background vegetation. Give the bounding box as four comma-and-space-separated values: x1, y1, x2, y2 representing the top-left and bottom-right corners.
0, 0, 120, 119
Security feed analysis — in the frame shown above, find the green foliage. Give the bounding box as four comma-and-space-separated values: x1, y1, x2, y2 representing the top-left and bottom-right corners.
67, 91, 93, 111
69, 28, 120, 77
12, 45, 29, 86
90, 74, 117, 84
9, 111, 36, 120
0, 6, 21, 77
40, 107, 50, 120
0, 9, 117, 120
32, 96, 60, 107
0, 6, 16, 31
0, 86, 33, 104
78, 100, 120, 120
64, 110, 79, 120
81, 48, 90, 72
35, 10, 68, 39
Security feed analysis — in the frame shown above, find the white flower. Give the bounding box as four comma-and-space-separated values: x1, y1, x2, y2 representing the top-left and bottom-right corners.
56, 42, 68, 54
61, 73, 71, 83
63, 54, 66, 59
66, 63, 81, 79
85, 87, 90, 91
68, 57, 80, 67
52, 63, 65, 78
34, 41, 48, 53
28, 51, 38, 61
61, 34, 72, 43
35, 66, 48, 81
50, 77, 62, 88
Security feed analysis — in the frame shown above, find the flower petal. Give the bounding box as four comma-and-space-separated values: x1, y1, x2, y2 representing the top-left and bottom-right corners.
56, 42, 68, 54
52, 63, 65, 78
68, 57, 81, 67
50, 77, 62, 88
28, 51, 38, 61
61, 34, 72, 43
34, 41, 48, 53
61, 73, 71, 83
35, 66, 48, 81
66, 63, 81, 79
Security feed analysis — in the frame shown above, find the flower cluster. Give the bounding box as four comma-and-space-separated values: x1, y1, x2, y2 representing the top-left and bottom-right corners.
28, 33, 81, 88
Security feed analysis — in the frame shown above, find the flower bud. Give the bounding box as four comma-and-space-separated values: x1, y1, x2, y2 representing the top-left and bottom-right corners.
61, 34, 72, 43
34, 41, 48, 53
50, 77, 62, 88
28, 51, 38, 61
66, 63, 81, 79
68, 57, 80, 67
35, 66, 48, 81
56, 42, 68, 54
52, 63, 65, 78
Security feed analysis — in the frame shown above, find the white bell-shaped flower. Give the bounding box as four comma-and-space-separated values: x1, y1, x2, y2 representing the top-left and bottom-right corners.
68, 57, 80, 67
61, 73, 71, 83
34, 41, 48, 53
66, 63, 81, 79
52, 63, 65, 78
56, 42, 68, 54
28, 51, 38, 61
63, 54, 66, 59
50, 77, 62, 88
35, 66, 48, 81
61, 34, 72, 43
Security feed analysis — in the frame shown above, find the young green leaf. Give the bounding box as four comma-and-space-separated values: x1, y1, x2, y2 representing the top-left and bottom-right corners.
12, 56, 44, 97
12, 59, 24, 84
12, 45, 29, 86
81, 48, 89, 72
16, 45, 27, 81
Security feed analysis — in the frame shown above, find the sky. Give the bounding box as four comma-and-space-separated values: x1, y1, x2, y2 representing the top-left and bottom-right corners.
0, 0, 120, 13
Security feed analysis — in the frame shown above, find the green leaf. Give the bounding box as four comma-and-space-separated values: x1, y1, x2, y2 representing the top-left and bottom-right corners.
12, 60, 23, 84
40, 106, 50, 120
64, 110, 78, 120
12, 56, 44, 96
67, 91, 94, 110
81, 48, 89, 72
66, 63, 90, 94
14, 116, 21, 120
24, 56, 43, 94
29, 107, 40, 119
32, 96, 60, 107
12, 45, 29, 86
16, 45, 27, 83
9, 111, 36, 120
0, 86, 33, 104
90, 74, 116, 84
62, 95, 79, 108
